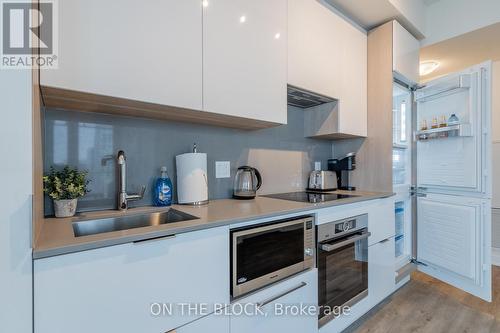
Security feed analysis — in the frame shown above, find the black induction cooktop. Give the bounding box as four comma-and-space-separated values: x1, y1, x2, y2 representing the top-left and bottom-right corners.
262, 191, 357, 203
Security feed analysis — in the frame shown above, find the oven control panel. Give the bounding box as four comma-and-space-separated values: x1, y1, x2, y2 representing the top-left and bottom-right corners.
317, 214, 368, 243
335, 219, 356, 233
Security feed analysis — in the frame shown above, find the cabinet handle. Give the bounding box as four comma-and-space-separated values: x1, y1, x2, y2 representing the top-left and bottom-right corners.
256, 282, 307, 309
133, 234, 176, 244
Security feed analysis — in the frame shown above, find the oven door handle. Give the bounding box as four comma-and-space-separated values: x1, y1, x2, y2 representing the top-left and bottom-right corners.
321, 231, 371, 252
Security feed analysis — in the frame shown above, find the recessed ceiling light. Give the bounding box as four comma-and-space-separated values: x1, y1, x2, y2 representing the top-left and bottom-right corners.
420, 61, 440, 76
239, 15, 246, 23
202, 0, 208, 7
274, 33, 281, 39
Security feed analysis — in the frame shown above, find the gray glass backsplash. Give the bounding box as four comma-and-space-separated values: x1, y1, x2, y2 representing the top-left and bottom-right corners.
43, 106, 334, 215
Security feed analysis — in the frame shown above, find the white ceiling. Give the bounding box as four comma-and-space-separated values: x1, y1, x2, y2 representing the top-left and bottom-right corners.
324, 0, 396, 30
420, 22, 500, 81
324, 0, 425, 39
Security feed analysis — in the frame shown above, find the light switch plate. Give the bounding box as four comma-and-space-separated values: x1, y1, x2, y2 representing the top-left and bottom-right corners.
215, 161, 231, 179
314, 161, 321, 171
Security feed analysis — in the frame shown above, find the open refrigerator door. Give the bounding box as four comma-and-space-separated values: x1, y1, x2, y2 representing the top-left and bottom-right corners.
412, 62, 492, 301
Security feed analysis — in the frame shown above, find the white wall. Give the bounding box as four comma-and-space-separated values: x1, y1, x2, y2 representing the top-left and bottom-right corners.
0, 70, 33, 332
493, 61, 500, 143
422, 0, 500, 47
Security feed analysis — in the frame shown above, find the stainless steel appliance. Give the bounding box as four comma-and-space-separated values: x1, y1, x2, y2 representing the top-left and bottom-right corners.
308, 170, 337, 191
328, 152, 357, 191
231, 216, 315, 298
233, 166, 262, 199
317, 214, 370, 327
262, 191, 356, 203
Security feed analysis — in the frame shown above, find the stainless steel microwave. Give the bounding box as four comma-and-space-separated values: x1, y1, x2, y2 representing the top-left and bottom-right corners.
231, 216, 315, 298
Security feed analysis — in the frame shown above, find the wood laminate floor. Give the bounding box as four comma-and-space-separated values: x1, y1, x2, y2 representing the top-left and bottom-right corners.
345, 266, 500, 333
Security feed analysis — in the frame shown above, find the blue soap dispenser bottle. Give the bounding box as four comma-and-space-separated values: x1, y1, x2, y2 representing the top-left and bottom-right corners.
153, 166, 173, 206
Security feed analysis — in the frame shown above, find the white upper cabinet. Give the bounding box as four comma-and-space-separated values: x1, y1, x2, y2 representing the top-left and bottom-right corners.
288, 0, 367, 138
202, 0, 288, 124
392, 21, 420, 85
41, 0, 203, 111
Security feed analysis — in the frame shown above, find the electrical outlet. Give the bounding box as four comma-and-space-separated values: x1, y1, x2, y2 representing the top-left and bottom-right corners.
314, 161, 321, 171
215, 161, 231, 179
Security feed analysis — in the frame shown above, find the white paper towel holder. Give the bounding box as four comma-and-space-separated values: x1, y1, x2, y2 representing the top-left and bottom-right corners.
176, 143, 209, 206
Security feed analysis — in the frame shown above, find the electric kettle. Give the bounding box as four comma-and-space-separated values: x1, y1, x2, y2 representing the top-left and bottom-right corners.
233, 166, 262, 199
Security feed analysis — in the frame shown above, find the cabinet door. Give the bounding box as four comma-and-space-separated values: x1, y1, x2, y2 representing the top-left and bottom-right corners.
230, 269, 317, 333
392, 21, 420, 85
174, 313, 229, 333
34, 226, 229, 333
202, 0, 287, 124
417, 194, 491, 301
41, 0, 203, 111
369, 237, 396, 304
289, 0, 367, 137
368, 199, 396, 246
288, 0, 340, 99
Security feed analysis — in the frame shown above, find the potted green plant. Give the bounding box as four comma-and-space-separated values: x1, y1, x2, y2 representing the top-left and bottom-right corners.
43, 166, 90, 218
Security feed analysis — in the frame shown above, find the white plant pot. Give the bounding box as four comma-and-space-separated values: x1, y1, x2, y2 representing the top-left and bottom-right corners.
54, 199, 78, 218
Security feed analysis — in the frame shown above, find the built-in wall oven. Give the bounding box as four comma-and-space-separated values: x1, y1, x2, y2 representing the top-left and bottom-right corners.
231, 216, 315, 298
317, 214, 370, 327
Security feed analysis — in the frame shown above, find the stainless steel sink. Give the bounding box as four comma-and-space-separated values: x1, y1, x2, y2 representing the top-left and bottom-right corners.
72, 209, 199, 237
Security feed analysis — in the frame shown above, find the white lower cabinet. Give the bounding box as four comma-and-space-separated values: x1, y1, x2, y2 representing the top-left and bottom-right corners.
230, 269, 317, 333
34, 226, 230, 333
369, 237, 396, 305
174, 313, 230, 333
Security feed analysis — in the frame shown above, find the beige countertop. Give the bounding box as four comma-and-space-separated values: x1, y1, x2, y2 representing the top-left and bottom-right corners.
33, 190, 393, 259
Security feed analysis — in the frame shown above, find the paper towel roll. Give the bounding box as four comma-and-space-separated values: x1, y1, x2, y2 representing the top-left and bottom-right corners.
176, 153, 208, 204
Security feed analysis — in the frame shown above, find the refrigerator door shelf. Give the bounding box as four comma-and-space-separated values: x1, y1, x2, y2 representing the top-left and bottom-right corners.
414, 123, 472, 141
414, 73, 471, 103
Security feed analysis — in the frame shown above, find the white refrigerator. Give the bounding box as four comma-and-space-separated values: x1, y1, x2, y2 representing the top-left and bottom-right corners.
393, 61, 492, 301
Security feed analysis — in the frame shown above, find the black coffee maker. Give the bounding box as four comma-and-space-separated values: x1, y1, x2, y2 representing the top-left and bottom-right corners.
328, 152, 356, 191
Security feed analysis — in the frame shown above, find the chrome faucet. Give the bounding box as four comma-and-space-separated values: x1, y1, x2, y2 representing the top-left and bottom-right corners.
117, 150, 146, 210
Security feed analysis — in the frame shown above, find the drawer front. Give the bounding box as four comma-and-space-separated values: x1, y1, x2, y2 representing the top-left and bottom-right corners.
231, 269, 317, 333
174, 312, 229, 333
34, 226, 229, 333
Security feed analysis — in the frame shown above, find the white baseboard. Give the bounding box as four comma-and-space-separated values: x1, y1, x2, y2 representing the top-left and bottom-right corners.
492, 247, 500, 266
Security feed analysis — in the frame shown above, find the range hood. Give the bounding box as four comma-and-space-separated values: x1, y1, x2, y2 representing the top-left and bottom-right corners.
287, 85, 337, 108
